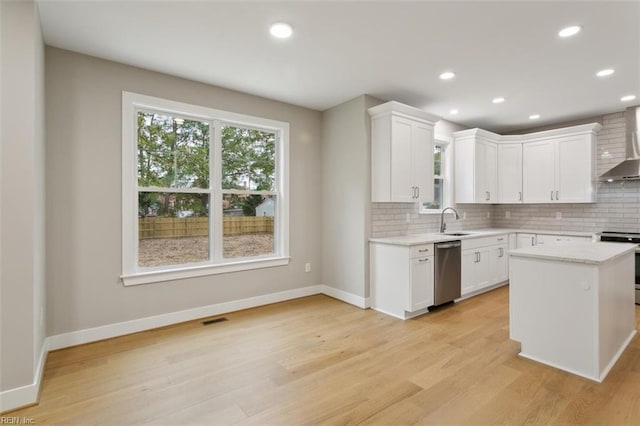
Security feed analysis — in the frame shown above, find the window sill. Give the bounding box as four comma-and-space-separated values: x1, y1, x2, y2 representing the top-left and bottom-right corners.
121, 256, 291, 286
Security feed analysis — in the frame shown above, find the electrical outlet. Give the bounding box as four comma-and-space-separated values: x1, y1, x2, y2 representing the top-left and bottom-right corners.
305, 263, 311, 273
556, 211, 562, 219
505, 211, 511, 219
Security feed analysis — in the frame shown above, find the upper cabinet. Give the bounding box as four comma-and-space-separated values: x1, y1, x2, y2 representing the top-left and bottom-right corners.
369, 101, 438, 203
454, 129, 498, 204
522, 128, 600, 203
498, 143, 523, 203
454, 123, 601, 205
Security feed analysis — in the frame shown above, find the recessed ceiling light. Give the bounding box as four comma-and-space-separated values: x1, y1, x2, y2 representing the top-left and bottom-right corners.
621, 94, 636, 102
558, 25, 582, 38
529, 114, 540, 120
596, 69, 615, 77
440, 71, 456, 80
270, 22, 293, 39
450, 109, 459, 115
492, 97, 505, 104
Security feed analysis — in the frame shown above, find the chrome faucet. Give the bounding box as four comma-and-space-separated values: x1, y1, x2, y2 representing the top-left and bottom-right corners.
440, 207, 460, 233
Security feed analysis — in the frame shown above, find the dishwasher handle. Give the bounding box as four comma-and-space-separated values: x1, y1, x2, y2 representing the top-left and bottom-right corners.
436, 242, 461, 249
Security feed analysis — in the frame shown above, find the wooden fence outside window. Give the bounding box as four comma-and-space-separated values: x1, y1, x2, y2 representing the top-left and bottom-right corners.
139, 216, 274, 239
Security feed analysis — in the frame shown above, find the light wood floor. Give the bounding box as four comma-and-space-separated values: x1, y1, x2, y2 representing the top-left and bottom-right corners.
7, 286, 640, 425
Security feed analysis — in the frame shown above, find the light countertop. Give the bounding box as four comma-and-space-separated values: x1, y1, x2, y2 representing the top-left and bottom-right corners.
509, 241, 637, 265
369, 228, 594, 246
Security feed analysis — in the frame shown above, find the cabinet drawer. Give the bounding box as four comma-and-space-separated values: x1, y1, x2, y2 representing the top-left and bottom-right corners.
410, 244, 434, 258
462, 234, 508, 250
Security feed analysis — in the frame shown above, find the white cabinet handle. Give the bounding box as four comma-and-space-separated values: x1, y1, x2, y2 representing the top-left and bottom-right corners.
519, 191, 522, 201
556, 190, 559, 200
417, 187, 420, 199
497, 237, 504, 241
486, 191, 490, 201
418, 257, 430, 262
418, 248, 429, 253
531, 236, 535, 246
550, 190, 554, 201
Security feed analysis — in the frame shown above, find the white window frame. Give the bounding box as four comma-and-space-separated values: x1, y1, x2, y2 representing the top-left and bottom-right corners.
420, 139, 452, 214
121, 92, 289, 286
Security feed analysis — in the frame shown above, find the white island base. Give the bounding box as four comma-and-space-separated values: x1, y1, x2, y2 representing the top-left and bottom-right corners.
509, 242, 636, 382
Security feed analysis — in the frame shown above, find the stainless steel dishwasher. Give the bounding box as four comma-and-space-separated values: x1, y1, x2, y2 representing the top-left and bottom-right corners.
434, 240, 462, 305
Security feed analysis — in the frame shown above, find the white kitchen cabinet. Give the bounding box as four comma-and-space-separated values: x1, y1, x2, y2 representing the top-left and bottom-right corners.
461, 234, 508, 296
369, 101, 438, 203
516, 233, 537, 248
522, 131, 598, 203
454, 129, 498, 204
462, 247, 491, 294
489, 244, 509, 284
410, 254, 435, 311
370, 242, 434, 319
454, 123, 600, 205
498, 143, 523, 203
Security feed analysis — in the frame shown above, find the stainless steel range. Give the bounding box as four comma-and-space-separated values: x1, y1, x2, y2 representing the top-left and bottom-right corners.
599, 231, 640, 305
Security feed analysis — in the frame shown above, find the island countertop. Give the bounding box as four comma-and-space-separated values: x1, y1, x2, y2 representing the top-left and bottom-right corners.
509, 241, 637, 265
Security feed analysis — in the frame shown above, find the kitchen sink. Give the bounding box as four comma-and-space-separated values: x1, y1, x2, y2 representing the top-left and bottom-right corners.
443, 232, 471, 236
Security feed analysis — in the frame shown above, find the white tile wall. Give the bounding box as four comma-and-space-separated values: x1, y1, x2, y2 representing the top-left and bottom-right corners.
371, 203, 493, 237
371, 111, 640, 237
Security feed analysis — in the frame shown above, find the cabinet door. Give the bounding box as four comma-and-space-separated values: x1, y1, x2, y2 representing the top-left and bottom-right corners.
490, 244, 509, 284
475, 247, 492, 289
474, 141, 488, 203
409, 256, 434, 311
498, 143, 523, 203
390, 117, 415, 202
484, 141, 498, 203
461, 249, 478, 295
516, 233, 537, 248
556, 135, 594, 202
412, 122, 434, 203
523, 140, 555, 203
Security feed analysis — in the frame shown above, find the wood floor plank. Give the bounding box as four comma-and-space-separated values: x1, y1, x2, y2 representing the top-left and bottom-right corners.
5, 286, 640, 425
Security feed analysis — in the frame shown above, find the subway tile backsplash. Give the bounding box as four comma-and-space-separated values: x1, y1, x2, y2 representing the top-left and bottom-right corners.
371, 203, 493, 237
371, 111, 640, 238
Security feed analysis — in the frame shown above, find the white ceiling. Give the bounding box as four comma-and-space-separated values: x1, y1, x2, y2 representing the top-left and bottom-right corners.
36, 0, 640, 133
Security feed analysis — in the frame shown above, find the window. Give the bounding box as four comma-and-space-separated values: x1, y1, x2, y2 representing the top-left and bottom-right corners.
421, 140, 451, 213
122, 92, 289, 286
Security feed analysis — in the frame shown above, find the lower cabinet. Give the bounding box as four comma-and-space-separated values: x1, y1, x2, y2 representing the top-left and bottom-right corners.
410, 254, 435, 312
462, 247, 491, 294
516, 233, 537, 248
370, 242, 434, 319
462, 234, 509, 296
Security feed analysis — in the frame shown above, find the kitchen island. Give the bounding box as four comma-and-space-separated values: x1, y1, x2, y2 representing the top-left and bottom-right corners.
509, 241, 637, 382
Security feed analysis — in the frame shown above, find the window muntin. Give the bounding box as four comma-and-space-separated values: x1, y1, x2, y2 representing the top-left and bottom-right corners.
122, 92, 289, 285
421, 141, 450, 213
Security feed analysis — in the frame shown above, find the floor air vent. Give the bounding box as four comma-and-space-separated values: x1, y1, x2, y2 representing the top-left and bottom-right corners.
202, 317, 228, 325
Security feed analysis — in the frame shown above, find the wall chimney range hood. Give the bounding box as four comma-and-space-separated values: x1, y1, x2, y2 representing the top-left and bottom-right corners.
600, 106, 640, 181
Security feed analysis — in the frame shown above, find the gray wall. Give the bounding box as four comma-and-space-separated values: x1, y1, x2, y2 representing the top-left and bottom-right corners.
45, 47, 322, 335
0, 0, 46, 392
321, 95, 380, 299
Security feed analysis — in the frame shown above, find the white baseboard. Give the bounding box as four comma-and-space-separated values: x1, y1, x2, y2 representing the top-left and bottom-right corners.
2, 284, 367, 412
48, 285, 325, 351
320, 285, 370, 309
0, 339, 48, 413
